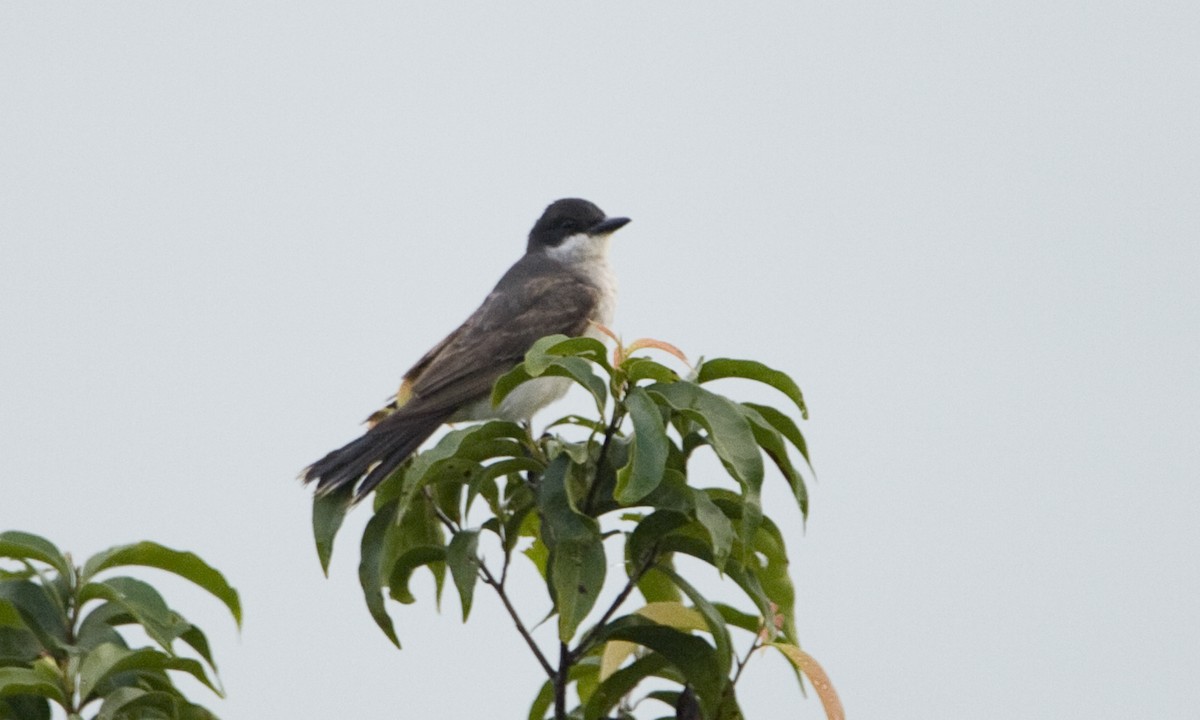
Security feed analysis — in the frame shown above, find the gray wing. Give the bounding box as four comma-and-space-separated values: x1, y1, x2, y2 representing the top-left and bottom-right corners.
403, 256, 599, 414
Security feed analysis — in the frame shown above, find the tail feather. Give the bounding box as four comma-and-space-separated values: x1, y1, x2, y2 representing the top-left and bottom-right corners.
304, 407, 451, 501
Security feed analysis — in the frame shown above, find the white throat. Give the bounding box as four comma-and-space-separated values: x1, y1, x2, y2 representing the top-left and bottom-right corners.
544, 232, 612, 265
546, 232, 618, 327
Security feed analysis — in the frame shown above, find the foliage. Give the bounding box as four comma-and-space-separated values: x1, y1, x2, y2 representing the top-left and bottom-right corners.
313, 334, 842, 719
0, 532, 240, 720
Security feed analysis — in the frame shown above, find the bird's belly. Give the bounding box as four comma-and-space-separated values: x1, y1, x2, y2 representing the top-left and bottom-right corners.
455, 375, 573, 423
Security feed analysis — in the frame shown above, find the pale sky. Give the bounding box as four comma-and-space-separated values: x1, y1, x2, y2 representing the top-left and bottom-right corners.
2, 3, 1197, 718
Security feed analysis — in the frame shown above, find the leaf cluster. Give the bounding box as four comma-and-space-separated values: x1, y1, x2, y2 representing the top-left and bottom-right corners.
314, 335, 840, 719
0, 532, 240, 720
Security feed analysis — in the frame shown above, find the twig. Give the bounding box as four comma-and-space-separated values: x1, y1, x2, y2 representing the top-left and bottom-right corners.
479, 562, 556, 680
500, 531, 512, 587
425, 487, 462, 533
569, 553, 653, 662
426, 489, 555, 680
583, 407, 625, 514
730, 635, 763, 688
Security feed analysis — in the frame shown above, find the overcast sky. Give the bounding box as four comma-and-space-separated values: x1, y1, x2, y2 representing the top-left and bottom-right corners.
2, 2, 1197, 718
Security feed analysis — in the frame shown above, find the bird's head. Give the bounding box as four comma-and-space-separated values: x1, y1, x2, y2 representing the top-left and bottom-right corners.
527, 198, 631, 258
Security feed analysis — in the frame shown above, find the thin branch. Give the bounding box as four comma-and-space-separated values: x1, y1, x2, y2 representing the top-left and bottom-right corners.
425, 487, 462, 533
426, 488, 555, 680
499, 529, 512, 587
730, 635, 762, 688
569, 553, 653, 662
478, 562, 556, 679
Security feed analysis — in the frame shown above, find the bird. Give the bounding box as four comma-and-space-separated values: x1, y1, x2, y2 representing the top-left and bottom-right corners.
303, 198, 630, 501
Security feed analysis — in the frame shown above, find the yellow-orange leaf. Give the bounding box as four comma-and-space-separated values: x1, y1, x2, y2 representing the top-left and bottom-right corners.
599, 639, 638, 682
769, 643, 844, 720
623, 338, 690, 366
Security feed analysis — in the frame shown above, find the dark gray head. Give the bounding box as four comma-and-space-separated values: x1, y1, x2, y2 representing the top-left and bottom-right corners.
527, 198, 631, 253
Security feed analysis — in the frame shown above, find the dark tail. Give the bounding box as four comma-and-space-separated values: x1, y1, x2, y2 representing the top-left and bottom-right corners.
303, 406, 452, 501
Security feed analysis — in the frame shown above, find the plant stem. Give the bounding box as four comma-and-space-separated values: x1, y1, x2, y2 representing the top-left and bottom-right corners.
730, 635, 763, 688
554, 641, 570, 720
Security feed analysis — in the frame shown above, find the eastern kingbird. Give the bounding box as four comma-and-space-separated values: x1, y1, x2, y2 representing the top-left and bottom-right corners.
303, 198, 630, 500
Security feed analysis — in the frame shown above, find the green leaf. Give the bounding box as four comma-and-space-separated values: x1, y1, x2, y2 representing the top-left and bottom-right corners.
446, 531, 480, 621
0, 580, 68, 652
358, 501, 401, 648
583, 653, 670, 720
94, 686, 147, 720
0, 694, 50, 720
526, 655, 605, 720
419, 421, 527, 463
502, 487, 538, 555
387, 491, 448, 604
522, 536, 550, 579
633, 565, 681, 604
387, 546, 447, 605
80, 542, 241, 629
697, 358, 808, 420
549, 534, 607, 643
740, 404, 809, 519
713, 603, 763, 634
647, 381, 764, 554
538, 455, 606, 642
635, 469, 692, 515
0, 667, 65, 705
78, 643, 219, 702
94, 687, 216, 720
0, 532, 71, 580
433, 478, 465, 527
625, 510, 689, 567
469, 457, 542, 517
614, 387, 669, 504
622, 356, 680, 385
743, 402, 811, 470
491, 364, 536, 409
312, 484, 354, 575
0, 626, 42, 666
179, 625, 219, 674
691, 489, 734, 571
73, 602, 129, 653
572, 654, 603, 710
654, 566, 733, 679
79, 577, 191, 652
753, 516, 798, 644
596, 617, 726, 719
628, 511, 776, 627
0, 599, 31, 632
545, 414, 610, 433
494, 336, 611, 415
95, 689, 220, 720
401, 422, 530, 502
526, 678, 555, 720
495, 358, 609, 416
526, 335, 612, 373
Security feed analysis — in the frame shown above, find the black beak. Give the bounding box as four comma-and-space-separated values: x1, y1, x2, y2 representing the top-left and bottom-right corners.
587, 216, 631, 236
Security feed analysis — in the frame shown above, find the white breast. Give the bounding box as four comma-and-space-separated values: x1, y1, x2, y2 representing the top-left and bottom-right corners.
588, 258, 618, 327
546, 232, 618, 327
